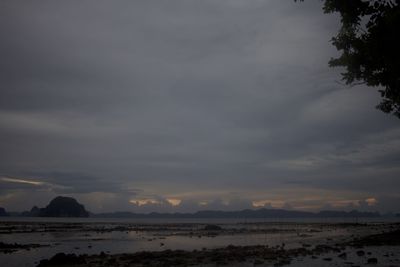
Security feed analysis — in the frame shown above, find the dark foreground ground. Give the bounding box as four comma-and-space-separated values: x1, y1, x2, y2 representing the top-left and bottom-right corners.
36, 227, 400, 267
1, 221, 400, 267
38, 230, 400, 267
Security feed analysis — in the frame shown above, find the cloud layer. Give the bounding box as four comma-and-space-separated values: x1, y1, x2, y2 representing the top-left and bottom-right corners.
1, 0, 399, 213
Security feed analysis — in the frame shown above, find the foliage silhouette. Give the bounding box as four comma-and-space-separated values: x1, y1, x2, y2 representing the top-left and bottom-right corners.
296, 0, 400, 118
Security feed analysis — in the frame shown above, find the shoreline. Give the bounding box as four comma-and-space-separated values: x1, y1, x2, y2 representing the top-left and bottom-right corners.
36, 229, 400, 266
1, 221, 399, 267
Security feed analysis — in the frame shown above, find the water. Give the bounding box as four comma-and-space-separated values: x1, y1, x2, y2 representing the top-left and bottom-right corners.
1, 216, 399, 224
1, 217, 399, 267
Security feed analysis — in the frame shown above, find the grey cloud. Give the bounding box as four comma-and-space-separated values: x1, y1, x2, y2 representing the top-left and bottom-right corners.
1, 0, 399, 212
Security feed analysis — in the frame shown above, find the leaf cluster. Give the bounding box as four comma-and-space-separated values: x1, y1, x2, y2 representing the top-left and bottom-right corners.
296, 0, 400, 118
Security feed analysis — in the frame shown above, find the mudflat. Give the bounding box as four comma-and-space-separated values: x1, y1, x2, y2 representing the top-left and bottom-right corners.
1, 220, 399, 267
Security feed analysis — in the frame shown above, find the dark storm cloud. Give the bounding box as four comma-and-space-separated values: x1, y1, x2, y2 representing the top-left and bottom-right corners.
1, 0, 400, 212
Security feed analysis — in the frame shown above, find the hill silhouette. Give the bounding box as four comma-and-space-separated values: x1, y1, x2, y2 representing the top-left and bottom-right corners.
12, 197, 381, 219
0, 207, 8, 216
94, 208, 380, 219
24, 196, 89, 217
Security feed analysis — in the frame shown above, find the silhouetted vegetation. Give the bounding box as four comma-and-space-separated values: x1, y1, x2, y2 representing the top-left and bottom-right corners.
297, 0, 400, 118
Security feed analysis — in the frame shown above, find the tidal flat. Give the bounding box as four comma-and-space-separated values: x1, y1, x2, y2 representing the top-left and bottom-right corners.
1, 219, 399, 267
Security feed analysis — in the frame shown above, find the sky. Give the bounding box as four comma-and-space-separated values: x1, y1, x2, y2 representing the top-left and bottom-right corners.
1, 0, 400, 213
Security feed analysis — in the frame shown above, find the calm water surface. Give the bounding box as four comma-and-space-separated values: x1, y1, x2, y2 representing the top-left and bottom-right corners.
1, 217, 399, 267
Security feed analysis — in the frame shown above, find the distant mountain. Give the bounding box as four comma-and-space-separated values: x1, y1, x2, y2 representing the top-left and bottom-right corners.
93, 208, 380, 219
38, 196, 89, 217
30, 206, 41, 217
318, 210, 380, 218
12, 197, 381, 219
20, 196, 89, 217
193, 209, 314, 218
0, 207, 8, 217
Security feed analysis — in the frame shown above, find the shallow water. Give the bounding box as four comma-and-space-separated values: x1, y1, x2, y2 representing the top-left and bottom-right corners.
1, 218, 399, 267
2, 216, 400, 224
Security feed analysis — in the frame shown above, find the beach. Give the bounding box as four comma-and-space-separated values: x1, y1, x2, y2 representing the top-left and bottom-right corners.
1, 218, 399, 266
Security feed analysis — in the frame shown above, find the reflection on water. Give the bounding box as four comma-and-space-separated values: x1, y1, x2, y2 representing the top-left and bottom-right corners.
1, 217, 399, 267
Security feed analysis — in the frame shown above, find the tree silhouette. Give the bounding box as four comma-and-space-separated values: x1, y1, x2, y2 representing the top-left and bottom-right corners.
297, 0, 400, 118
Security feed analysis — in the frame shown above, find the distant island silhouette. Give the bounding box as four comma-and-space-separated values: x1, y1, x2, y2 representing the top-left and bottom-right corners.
1, 196, 383, 219
93, 209, 380, 219
0, 207, 7, 217
21, 196, 89, 218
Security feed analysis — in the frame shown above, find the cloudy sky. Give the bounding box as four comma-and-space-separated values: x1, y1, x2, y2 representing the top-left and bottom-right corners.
1, 0, 399, 213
